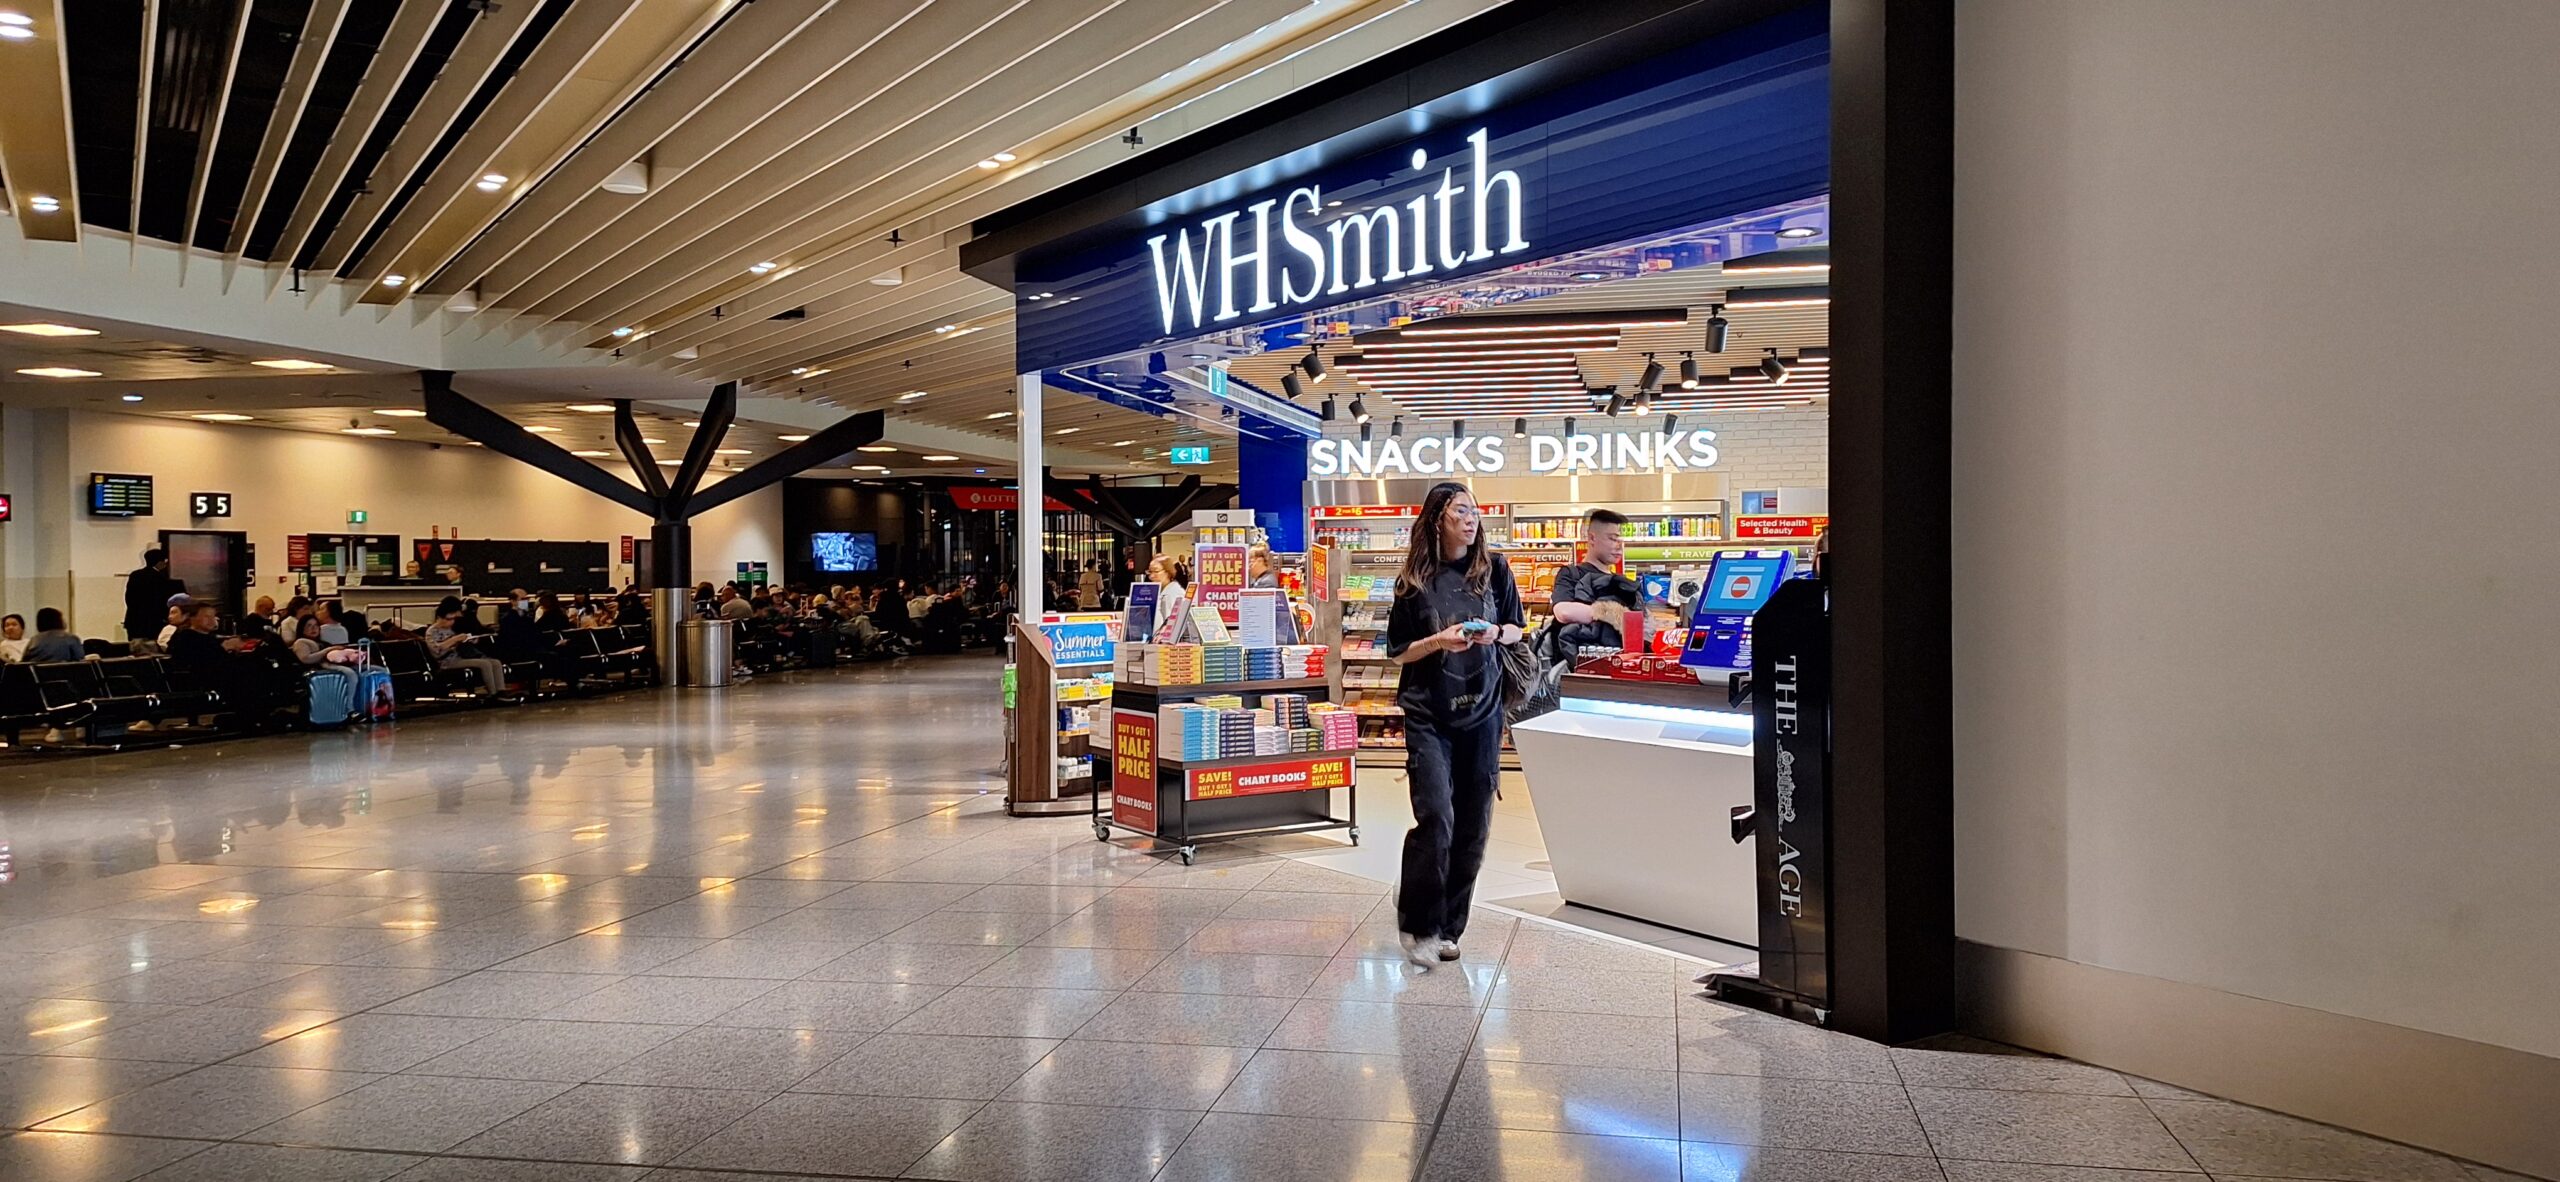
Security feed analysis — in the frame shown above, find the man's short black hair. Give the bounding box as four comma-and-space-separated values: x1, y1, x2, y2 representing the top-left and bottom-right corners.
1585, 508, 1629, 529
144, 548, 168, 565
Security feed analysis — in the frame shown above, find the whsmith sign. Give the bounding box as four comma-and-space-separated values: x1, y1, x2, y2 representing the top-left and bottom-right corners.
1311, 428, 1720, 477
996, 11, 1829, 371
1147, 130, 1531, 337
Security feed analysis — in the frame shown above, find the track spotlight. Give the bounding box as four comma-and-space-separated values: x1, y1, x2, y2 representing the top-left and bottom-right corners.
1359, 421, 1373, 442
1320, 394, 1337, 422
1390, 416, 1404, 438
1633, 389, 1652, 416
1513, 417, 1528, 438
1679, 352, 1699, 389
1761, 348, 1794, 385
1283, 371, 1307, 400
1661, 413, 1679, 435
1637, 354, 1663, 392
1605, 391, 1626, 417
1349, 395, 1370, 424
1563, 416, 1577, 437
1706, 304, 1729, 353
1452, 419, 1467, 439
1300, 348, 1328, 384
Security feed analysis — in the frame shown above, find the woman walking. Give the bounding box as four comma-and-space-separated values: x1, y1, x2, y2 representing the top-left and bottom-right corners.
1386, 482, 1523, 966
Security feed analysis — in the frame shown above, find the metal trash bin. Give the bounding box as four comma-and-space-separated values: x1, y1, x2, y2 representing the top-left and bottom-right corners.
677, 619, 733, 688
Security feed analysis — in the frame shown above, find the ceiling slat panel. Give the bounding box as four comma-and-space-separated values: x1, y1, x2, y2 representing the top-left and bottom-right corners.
0, 0, 82, 240
554, 0, 1279, 334
419, 0, 844, 301
176, 0, 254, 275
660, 266, 987, 380
472, 0, 1006, 314
264, 0, 443, 275
630, 235, 955, 370
507, 0, 1112, 323
348, 0, 694, 301
226, 0, 352, 257
305, 0, 545, 273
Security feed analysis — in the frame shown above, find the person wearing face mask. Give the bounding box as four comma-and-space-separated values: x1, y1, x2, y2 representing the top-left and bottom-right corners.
1385, 482, 1523, 968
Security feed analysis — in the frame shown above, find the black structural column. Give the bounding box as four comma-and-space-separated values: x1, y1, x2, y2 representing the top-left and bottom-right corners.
1823, 0, 1956, 1043
420, 371, 886, 674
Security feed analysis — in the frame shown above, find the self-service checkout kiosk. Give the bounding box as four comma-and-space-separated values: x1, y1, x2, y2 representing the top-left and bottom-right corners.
1679, 549, 1796, 678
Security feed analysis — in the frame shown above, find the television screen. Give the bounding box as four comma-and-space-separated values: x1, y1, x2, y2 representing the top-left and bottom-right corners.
89, 473, 154, 517
812, 531, 876, 573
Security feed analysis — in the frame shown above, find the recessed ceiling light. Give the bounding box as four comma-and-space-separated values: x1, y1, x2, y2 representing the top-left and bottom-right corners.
341, 427, 395, 436
16, 367, 100, 378
639, 437, 664, 444
27, 195, 57, 211
1109, 439, 1136, 446
610, 327, 634, 337
119, 393, 143, 402
715, 448, 751, 455
778, 434, 809, 442
0, 13, 32, 27
855, 465, 890, 472
749, 262, 777, 274
0, 322, 98, 337
383, 274, 407, 287
976, 160, 1000, 170
683, 420, 701, 427
921, 454, 959, 461
524, 425, 561, 434
974, 467, 988, 474
856, 444, 896, 453
933, 324, 958, 333
1054, 427, 1081, 435
192, 413, 254, 422
655, 458, 683, 466
1777, 225, 1821, 239
984, 411, 1011, 419
789, 367, 830, 377
476, 174, 508, 192
896, 391, 927, 401
374, 408, 428, 417
566, 403, 614, 412
252, 358, 333, 371
570, 449, 610, 457
0, 26, 30, 42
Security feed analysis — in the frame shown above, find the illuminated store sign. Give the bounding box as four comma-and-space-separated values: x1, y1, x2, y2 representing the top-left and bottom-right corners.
1310, 429, 1720, 477
1147, 130, 1530, 336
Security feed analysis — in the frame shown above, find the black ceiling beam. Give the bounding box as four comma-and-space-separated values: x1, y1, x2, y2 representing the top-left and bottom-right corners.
613, 400, 670, 503
1140, 475, 1216, 541
688, 410, 887, 517
421, 370, 657, 516
667, 381, 737, 506
1079, 475, 1147, 537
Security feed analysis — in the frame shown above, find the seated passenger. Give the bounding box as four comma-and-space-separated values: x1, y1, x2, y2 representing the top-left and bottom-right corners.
423, 598, 509, 700
23, 609, 84, 663
0, 613, 24, 663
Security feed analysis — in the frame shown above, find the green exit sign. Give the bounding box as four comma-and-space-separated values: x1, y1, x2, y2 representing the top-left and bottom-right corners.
1170, 446, 1212, 465
347, 509, 367, 524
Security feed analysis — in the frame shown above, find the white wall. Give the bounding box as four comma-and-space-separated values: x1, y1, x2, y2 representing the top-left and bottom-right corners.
1954, 0, 2560, 1062
7, 411, 783, 637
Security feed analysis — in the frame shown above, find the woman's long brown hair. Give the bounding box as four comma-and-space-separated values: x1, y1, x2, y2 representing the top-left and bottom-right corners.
1396, 481, 1494, 597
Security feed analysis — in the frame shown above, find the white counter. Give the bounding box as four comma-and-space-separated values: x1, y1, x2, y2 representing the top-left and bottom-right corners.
1510, 681, 1759, 945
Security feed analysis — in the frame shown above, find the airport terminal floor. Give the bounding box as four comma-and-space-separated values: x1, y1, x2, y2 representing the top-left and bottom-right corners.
0, 656, 2505, 1182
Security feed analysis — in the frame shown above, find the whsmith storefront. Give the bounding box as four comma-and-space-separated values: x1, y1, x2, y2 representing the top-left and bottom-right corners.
964, 0, 1952, 1044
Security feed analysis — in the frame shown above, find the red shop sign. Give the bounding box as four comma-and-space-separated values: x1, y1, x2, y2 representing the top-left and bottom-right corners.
1187, 754, 1354, 801
1111, 709, 1159, 834
948, 485, 1074, 512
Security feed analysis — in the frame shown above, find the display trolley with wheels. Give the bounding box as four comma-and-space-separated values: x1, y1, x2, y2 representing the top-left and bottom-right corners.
1096, 676, 1361, 865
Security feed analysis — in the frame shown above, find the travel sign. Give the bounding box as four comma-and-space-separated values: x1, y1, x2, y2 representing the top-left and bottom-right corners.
1146, 129, 1531, 337
1310, 428, 1721, 477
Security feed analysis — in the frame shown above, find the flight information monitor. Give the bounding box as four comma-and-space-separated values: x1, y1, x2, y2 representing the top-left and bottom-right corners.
88, 473, 154, 518
1681, 549, 1795, 671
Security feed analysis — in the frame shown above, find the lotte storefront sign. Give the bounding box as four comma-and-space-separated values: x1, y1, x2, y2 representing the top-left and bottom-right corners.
948, 486, 1073, 512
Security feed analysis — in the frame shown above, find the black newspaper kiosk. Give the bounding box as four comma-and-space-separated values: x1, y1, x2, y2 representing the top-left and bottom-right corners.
1709, 565, 1833, 1021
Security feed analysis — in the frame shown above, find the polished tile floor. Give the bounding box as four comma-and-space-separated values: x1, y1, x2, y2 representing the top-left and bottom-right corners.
0, 655, 2528, 1181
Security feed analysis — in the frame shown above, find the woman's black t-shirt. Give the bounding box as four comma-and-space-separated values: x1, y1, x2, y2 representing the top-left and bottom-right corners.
1386, 558, 1523, 730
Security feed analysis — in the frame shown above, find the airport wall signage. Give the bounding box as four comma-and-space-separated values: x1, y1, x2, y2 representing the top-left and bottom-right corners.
1309, 428, 1720, 477
1005, 9, 1828, 371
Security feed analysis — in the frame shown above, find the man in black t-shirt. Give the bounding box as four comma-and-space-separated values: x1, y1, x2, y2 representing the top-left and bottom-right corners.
1548, 508, 1640, 651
